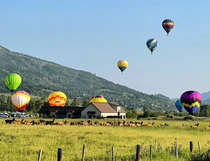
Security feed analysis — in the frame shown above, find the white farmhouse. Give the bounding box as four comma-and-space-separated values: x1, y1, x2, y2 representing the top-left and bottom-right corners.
81, 102, 126, 119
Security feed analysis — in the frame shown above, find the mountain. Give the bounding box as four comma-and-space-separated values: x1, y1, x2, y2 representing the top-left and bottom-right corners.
201, 91, 210, 101
0, 45, 176, 112
154, 94, 171, 100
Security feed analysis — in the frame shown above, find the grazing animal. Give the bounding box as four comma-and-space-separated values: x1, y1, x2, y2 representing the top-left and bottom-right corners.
56, 120, 68, 125
45, 119, 55, 125
205, 124, 210, 129
191, 123, 199, 128
4, 118, 15, 124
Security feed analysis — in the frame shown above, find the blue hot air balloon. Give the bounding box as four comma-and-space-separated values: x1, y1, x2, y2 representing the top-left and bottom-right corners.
175, 99, 185, 112
146, 38, 158, 55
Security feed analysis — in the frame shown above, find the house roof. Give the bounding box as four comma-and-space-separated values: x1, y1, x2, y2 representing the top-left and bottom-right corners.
90, 102, 126, 113
109, 102, 126, 113
38, 106, 85, 114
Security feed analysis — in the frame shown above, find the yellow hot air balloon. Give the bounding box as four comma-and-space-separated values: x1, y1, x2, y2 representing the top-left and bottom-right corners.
117, 60, 128, 74
48, 91, 67, 106
89, 95, 107, 103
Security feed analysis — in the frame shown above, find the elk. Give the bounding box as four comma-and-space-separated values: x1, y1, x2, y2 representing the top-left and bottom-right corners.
191, 123, 199, 128
3, 118, 15, 124
45, 119, 55, 125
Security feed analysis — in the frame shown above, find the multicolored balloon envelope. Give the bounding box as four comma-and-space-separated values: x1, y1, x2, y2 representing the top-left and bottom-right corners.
48, 91, 67, 106
146, 38, 158, 54
180, 91, 202, 115
5, 73, 22, 92
117, 60, 128, 74
175, 99, 185, 112
11, 91, 30, 112
90, 95, 107, 103
162, 19, 174, 35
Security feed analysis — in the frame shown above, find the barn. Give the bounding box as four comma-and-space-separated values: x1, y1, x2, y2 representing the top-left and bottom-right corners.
38, 106, 85, 118
81, 102, 126, 119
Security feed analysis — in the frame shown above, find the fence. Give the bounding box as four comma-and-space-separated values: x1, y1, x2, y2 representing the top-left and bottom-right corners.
34, 141, 201, 161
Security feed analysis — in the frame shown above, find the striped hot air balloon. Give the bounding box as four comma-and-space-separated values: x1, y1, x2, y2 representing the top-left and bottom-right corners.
180, 91, 202, 115
162, 19, 174, 35
146, 38, 158, 55
48, 91, 67, 106
117, 60, 128, 74
11, 91, 30, 112
90, 95, 107, 103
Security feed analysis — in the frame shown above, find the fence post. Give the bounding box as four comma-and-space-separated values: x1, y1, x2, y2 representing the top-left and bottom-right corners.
198, 142, 201, 154
150, 145, 152, 161
112, 146, 114, 161
136, 144, 141, 161
190, 141, 193, 154
57, 148, 63, 161
38, 150, 42, 161
82, 144, 85, 161
176, 144, 178, 158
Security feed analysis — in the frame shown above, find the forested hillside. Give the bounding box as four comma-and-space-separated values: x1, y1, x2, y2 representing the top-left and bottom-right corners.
0, 46, 176, 112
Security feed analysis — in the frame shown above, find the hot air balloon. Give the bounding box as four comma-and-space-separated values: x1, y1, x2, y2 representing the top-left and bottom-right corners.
117, 60, 128, 74
11, 91, 30, 112
175, 99, 185, 112
162, 19, 174, 35
5, 73, 22, 92
180, 91, 202, 115
146, 38, 158, 54
48, 91, 67, 106
90, 95, 107, 103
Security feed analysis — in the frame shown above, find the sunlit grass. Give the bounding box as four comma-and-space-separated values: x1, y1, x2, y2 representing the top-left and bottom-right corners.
0, 118, 210, 160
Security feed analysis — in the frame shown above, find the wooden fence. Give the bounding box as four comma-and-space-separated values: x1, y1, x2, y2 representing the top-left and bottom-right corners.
36, 141, 201, 161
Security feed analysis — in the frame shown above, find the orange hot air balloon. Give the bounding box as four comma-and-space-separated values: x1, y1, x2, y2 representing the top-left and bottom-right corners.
11, 91, 30, 112
48, 91, 67, 106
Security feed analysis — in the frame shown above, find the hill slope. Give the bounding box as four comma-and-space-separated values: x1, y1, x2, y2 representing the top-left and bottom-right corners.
0, 46, 175, 111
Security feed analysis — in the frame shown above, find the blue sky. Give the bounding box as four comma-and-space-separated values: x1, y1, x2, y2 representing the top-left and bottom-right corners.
0, 1, 209, 98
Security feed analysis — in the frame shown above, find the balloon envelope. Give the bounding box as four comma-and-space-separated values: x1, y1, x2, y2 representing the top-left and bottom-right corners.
90, 95, 107, 103
180, 91, 202, 115
5, 73, 22, 92
162, 19, 174, 35
12, 91, 30, 112
146, 38, 158, 54
48, 91, 67, 106
117, 60, 128, 73
175, 99, 185, 112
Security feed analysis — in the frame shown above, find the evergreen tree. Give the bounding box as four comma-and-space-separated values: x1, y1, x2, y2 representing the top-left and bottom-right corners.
70, 98, 80, 107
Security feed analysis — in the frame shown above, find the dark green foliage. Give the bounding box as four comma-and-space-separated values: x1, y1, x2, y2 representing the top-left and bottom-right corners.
70, 98, 80, 107
0, 46, 176, 112
184, 115, 194, 120
125, 109, 138, 118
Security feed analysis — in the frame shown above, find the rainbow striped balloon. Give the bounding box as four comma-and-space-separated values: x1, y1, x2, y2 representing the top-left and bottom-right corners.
90, 95, 107, 103
162, 19, 174, 35
117, 60, 128, 74
12, 91, 30, 112
146, 38, 158, 54
48, 91, 67, 106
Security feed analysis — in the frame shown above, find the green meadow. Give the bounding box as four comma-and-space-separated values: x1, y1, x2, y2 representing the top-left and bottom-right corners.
1, 118, 210, 161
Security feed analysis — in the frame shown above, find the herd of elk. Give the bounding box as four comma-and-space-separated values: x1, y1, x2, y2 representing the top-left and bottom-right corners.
2, 119, 210, 129
2, 118, 68, 125
70, 120, 156, 127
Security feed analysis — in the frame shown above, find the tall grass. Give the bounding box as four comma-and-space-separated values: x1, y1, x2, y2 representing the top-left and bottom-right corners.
0, 118, 210, 160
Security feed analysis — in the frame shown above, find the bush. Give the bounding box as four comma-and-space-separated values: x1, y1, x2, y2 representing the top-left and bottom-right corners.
184, 115, 194, 120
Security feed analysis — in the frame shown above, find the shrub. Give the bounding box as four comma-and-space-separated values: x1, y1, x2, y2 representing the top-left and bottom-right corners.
184, 115, 194, 120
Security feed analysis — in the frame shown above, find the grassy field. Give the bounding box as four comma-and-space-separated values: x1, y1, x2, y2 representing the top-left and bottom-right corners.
1, 118, 210, 161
